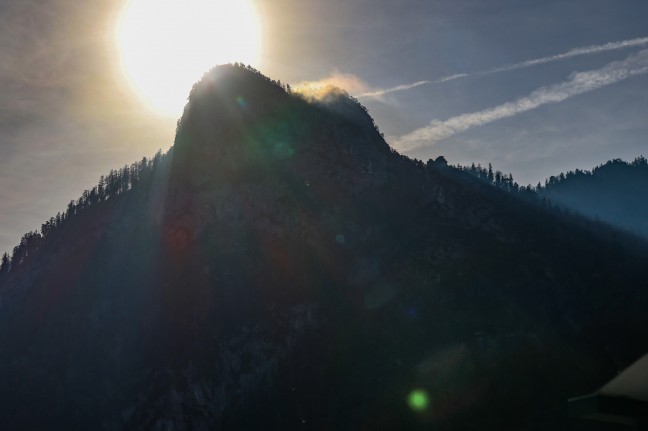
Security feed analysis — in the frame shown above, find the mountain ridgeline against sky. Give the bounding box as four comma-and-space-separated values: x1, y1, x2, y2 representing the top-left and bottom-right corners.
1, 64, 648, 430
456, 157, 648, 240
537, 157, 648, 238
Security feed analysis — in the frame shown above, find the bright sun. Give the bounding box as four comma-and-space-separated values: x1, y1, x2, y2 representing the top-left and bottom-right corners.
116, 0, 261, 117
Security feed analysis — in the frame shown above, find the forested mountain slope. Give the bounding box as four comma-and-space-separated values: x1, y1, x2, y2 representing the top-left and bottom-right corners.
537, 157, 648, 238
1, 64, 647, 430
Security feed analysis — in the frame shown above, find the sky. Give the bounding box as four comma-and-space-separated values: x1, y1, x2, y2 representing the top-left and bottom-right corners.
1, 0, 648, 253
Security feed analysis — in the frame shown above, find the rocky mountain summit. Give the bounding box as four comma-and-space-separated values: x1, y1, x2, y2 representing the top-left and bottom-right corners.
1, 64, 648, 430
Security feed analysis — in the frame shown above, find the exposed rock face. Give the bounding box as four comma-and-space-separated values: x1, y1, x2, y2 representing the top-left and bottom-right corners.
1, 65, 648, 430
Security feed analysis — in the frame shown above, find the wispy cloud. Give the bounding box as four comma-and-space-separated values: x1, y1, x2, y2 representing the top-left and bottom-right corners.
293, 70, 371, 101
360, 36, 648, 98
392, 49, 648, 152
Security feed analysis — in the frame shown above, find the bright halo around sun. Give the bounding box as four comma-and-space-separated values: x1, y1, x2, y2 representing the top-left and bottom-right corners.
116, 0, 261, 117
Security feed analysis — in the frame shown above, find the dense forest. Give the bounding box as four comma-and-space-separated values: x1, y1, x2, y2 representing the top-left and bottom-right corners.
536, 156, 648, 238
0, 150, 167, 276
455, 156, 648, 239
7, 152, 646, 278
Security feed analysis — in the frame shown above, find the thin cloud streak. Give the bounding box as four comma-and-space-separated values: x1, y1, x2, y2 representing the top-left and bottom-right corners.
360, 36, 648, 98
488, 36, 648, 74
435, 73, 469, 83
392, 49, 648, 152
358, 80, 430, 98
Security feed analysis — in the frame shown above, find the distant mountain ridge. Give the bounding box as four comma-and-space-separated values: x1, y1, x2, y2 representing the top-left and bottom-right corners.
537, 156, 648, 238
455, 156, 648, 240
1, 64, 648, 430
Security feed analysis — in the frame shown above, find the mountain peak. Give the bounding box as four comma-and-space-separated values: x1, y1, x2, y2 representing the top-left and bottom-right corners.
184, 64, 291, 113
178, 64, 382, 141
172, 64, 391, 183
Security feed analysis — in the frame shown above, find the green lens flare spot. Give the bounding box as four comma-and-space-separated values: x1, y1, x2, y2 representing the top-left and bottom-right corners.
407, 389, 430, 412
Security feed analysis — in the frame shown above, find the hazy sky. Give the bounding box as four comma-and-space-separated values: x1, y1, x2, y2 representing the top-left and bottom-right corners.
1, 0, 648, 253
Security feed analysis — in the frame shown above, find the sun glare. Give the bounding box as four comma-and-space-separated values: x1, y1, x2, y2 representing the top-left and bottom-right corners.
116, 0, 261, 117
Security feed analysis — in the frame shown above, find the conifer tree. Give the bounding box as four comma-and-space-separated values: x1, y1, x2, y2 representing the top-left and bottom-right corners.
0, 252, 9, 274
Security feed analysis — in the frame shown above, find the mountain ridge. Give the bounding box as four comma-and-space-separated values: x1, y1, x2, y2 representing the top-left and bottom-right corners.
1, 64, 648, 430
537, 156, 648, 238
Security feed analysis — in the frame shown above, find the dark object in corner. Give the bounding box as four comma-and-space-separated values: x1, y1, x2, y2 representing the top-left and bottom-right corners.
570, 355, 648, 430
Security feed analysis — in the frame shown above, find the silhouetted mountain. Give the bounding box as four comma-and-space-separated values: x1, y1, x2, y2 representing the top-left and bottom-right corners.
537, 157, 648, 238
1, 64, 648, 430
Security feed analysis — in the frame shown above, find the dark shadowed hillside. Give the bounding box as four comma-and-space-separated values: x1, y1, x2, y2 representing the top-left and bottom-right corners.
537, 157, 648, 238
1, 64, 648, 430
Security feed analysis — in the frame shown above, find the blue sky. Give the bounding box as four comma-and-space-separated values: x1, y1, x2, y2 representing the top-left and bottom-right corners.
1, 0, 648, 253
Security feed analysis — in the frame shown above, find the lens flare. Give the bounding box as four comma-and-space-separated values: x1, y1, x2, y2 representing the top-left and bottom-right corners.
407, 389, 430, 412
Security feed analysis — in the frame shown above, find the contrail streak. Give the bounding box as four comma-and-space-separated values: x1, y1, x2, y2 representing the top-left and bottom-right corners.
359, 36, 648, 98
358, 80, 430, 98
487, 36, 648, 74
392, 49, 648, 152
